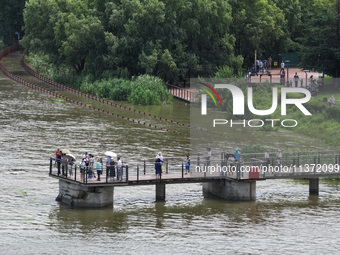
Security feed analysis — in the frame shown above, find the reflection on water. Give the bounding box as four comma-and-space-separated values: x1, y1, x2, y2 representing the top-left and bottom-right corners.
1, 68, 340, 254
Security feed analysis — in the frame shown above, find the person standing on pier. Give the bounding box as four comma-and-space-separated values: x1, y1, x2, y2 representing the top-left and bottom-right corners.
96, 158, 102, 181
117, 157, 123, 181
185, 155, 191, 174
56, 149, 61, 175
89, 154, 95, 178
80, 159, 86, 182
157, 152, 164, 173
233, 148, 241, 178
106, 156, 112, 178
61, 154, 68, 176
109, 158, 116, 180
155, 157, 162, 178
233, 148, 240, 161
276, 150, 282, 165
265, 150, 270, 166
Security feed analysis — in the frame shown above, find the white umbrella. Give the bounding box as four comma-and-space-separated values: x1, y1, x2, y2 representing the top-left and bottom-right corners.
105, 151, 117, 158
66, 154, 76, 160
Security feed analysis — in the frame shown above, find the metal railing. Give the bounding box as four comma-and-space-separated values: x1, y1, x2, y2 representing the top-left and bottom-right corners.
167, 84, 196, 102
49, 151, 340, 184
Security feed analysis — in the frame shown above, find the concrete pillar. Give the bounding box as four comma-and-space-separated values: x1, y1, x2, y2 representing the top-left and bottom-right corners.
155, 183, 166, 201
309, 178, 319, 195
56, 179, 114, 207
202, 179, 256, 201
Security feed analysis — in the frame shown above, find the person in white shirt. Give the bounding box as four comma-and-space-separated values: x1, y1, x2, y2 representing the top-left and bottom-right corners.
280, 61, 285, 73
276, 150, 282, 165
117, 157, 123, 181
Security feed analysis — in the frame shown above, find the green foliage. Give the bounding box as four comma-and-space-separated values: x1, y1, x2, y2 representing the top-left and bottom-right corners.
214, 55, 244, 78
128, 75, 173, 105
80, 78, 132, 101
0, 0, 25, 44
21, 0, 238, 82
241, 145, 267, 154
298, 0, 340, 77
325, 105, 340, 121
229, 0, 286, 65
0, 39, 5, 50
79, 74, 172, 105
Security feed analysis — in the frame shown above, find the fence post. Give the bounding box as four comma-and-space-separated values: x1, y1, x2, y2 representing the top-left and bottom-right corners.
126, 165, 129, 182
297, 152, 300, 167
197, 153, 200, 167
50, 158, 53, 174
166, 159, 169, 174
106, 165, 108, 183
137, 165, 139, 181
182, 162, 184, 178
144, 160, 146, 175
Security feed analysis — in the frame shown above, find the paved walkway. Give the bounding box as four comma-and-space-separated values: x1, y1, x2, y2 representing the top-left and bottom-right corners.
249, 67, 320, 86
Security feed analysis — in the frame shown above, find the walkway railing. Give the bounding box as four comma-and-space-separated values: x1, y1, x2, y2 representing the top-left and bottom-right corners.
167, 84, 196, 102
49, 150, 340, 184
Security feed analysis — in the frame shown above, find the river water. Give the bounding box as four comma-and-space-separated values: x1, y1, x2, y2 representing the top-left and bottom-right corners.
1, 62, 340, 254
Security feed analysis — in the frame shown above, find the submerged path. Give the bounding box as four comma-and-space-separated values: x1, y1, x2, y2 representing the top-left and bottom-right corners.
0, 45, 190, 135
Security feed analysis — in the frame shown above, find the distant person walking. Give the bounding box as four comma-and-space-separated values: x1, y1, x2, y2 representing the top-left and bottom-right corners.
268, 57, 272, 69
294, 73, 299, 87
280, 61, 285, 73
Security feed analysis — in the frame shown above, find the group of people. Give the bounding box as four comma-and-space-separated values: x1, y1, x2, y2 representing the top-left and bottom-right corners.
265, 149, 282, 166
154, 152, 191, 177
79, 152, 103, 181
106, 155, 123, 181
55, 149, 75, 177
55, 149, 123, 182
256, 57, 272, 73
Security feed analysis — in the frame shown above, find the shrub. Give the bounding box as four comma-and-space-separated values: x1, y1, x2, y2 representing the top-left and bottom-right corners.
128, 75, 172, 105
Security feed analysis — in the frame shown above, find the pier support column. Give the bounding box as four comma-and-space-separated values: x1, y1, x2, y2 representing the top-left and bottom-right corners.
155, 183, 166, 201
56, 180, 114, 207
203, 180, 256, 201
309, 178, 319, 195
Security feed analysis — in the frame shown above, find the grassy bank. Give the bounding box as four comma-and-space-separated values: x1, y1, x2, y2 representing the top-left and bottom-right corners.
260, 86, 340, 146
315, 91, 340, 104
215, 83, 340, 147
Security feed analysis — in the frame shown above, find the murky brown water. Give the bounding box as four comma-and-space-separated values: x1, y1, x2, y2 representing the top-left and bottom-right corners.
1, 53, 340, 254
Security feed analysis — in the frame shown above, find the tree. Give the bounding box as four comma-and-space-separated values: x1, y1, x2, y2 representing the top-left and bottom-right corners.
55, 13, 106, 74
299, 0, 340, 77
0, 0, 25, 45
229, 0, 286, 66
21, 0, 60, 57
